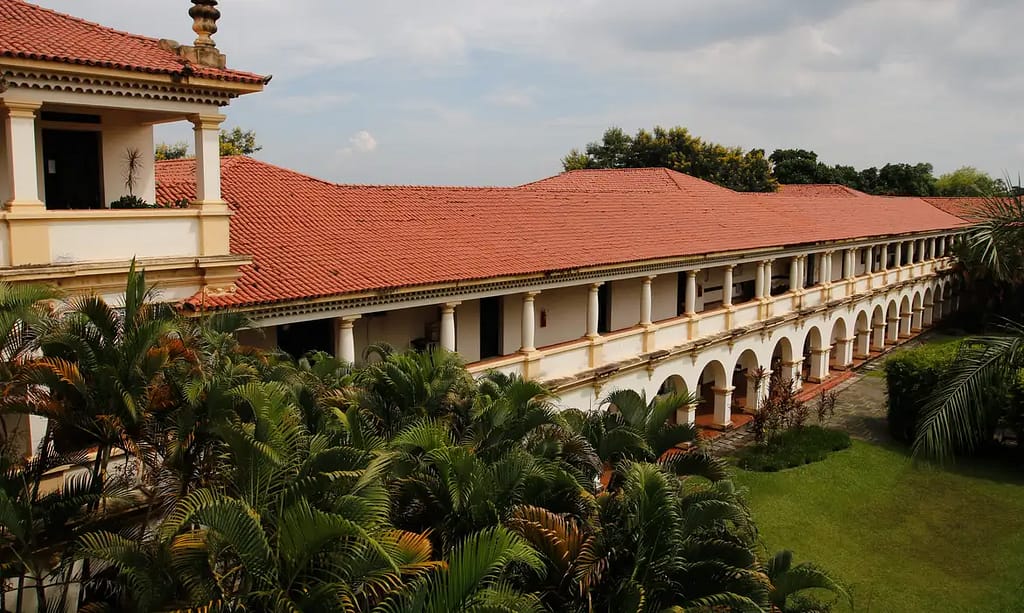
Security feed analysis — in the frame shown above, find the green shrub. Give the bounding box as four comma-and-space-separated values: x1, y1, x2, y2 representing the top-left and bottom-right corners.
884, 340, 962, 444
737, 426, 851, 472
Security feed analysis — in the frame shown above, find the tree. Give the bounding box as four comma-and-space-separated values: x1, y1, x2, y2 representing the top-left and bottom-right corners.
154, 141, 190, 161
936, 166, 1003, 196
875, 162, 937, 196
770, 149, 835, 185
564, 125, 778, 192
219, 127, 262, 157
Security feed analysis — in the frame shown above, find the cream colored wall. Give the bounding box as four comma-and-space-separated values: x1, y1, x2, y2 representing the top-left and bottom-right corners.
353, 305, 440, 358
238, 326, 278, 351
456, 299, 482, 363
0, 121, 9, 204
831, 254, 844, 280
652, 274, 679, 321
48, 216, 200, 264
609, 278, 641, 330
102, 122, 156, 205
501, 285, 588, 352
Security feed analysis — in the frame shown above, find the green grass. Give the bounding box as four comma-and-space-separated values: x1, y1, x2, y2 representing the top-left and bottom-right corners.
737, 426, 851, 472
734, 441, 1024, 612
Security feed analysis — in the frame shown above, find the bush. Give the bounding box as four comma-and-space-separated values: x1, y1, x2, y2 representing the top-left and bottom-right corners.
737, 426, 851, 472
884, 340, 962, 444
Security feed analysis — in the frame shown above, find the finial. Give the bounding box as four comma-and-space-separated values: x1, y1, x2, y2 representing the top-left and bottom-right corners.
189, 0, 220, 48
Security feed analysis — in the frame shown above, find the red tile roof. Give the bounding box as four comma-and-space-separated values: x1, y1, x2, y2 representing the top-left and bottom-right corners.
521, 168, 733, 195
776, 184, 868, 198
0, 0, 266, 84
920, 196, 988, 221
156, 158, 969, 310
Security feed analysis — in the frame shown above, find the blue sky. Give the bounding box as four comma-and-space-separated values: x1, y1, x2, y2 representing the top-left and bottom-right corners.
39, 0, 1024, 186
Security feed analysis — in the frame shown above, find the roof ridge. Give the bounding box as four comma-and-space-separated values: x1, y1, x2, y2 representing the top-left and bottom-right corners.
10, 0, 169, 47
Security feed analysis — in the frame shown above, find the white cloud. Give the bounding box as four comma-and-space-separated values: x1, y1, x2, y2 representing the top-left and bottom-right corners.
337, 131, 378, 158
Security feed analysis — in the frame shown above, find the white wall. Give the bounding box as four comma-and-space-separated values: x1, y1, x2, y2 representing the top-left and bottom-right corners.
502, 285, 589, 353
353, 305, 440, 358
456, 299, 482, 363
609, 278, 641, 331
48, 215, 200, 264
652, 273, 679, 321
102, 122, 156, 205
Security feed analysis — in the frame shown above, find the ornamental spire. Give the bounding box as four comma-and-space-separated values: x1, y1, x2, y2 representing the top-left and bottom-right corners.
189, 0, 220, 48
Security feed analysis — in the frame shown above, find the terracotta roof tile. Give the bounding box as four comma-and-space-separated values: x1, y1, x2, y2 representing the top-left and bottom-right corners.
776, 184, 868, 198
920, 196, 988, 221
156, 159, 969, 310
0, 0, 265, 84
521, 167, 733, 195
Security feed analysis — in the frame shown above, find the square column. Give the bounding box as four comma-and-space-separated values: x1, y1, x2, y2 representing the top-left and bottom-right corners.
713, 386, 734, 427
835, 338, 855, 369
3, 100, 44, 209
334, 316, 361, 363
190, 114, 227, 205
923, 303, 934, 327
873, 323, 887, 350
887, 317, 901, 343
745, 369, 771, 412
440, 302, 460, 352
856, 329, 871, 358
912, 307, 924, 331
781, 358, 804, 391
808, 348, 831, 383
678, 403, 698, 426
900, 312, 913, 337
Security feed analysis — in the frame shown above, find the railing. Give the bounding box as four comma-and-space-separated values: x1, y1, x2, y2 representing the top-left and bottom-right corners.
466, 257, 953, 382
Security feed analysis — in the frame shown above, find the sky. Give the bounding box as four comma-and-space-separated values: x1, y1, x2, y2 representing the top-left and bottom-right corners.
38, 0, 1024, 186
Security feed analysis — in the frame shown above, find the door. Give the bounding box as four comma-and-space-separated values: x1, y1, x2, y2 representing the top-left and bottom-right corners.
42, 129, 102, 210
479, 297, 502, 359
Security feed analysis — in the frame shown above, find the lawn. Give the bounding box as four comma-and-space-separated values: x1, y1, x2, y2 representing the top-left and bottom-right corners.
734, 441, 1024, 612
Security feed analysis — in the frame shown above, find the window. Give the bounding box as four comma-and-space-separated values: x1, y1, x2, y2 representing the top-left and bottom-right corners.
598, 284, 611, 334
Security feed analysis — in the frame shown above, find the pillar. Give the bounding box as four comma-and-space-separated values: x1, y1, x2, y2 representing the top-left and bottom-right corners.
684, 270, 699, 316
894, 242, 903, 267
873, 323, 887, 350
190, 114, 227, 205
845, 249, 856, 280
638, 276, 654, 326
713, 386, 734, 427
781, 359, 804, 391
880, 244, 889, 271
835, 338, 855, 368
912, 308, 924, 332
856, 328, 871, 358
440, 302, 459, 352
888, 317, 901, 342
587, 283, 602, 337
820, 252, 832, 285
745, 370, 770, 412
722, 265, 734, 308
808, 348, 831, 383
790, 257, 801, 291
3, 100, 43, 209
917, 239, 925, 262
679, 403, 698, 425
924, 303, 934, 327
335, 316, 360, 363
907, 240, 915, 264
521, 292, 539, 352
900, 311, 912, 337
755, 261, 766, 300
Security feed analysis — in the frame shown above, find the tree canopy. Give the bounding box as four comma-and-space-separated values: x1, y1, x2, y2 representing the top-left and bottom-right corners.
564, 126, 996, 197
154, 127, 262, 161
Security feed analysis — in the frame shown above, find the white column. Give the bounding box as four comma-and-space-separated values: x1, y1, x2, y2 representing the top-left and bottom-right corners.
640, 276, 653, 326
887, 316, 901, 342
722, 265, 734, 308
3, 100, 43, 208
679, 403, 698, 426
856, 329, 871, 358
587, 283, 602, 337
901, 312, 913, 336
894, 242, 903, 267
713, 386, 734, 427
809, 347, 831, 382
912, 308, 923, 331
782, 358, 804, 391
836, 338, 855, 368
335, 316, 360, 363
907, 240, 915, 264
521, 292, 539, 352
917, 239, 925, 262
755, 260, 766, 300
685, 270, 699, 316
820, 252, 832, 284
880, 244, 889, 271
790, 257, 801, 291
845, 249, 855, 279
873, 323, 887, 350
745, 370, 770, 412
440, 302, 459, 352
924, 303, 934, 327
190, 113, 227, 205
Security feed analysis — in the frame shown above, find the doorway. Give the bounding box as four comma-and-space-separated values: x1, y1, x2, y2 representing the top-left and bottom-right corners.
42, 129, 103, 210
480, 297, 503, 359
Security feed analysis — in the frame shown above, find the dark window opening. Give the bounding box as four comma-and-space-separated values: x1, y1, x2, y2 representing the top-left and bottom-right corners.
737, 279, 756, 303
479, 297, 503, 359
598, 283, 612, 334
677, 272, 686, 315
278, 319, 333, 360
805, 253, 817, 287
42, 129, 102, 210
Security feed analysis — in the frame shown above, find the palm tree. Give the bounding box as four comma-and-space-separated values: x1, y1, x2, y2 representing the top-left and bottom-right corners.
765, 549, 850, 612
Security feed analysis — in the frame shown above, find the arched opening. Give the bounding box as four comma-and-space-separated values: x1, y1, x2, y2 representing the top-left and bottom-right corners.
697, 360, 731, 427
771, 336, 799, 391
656, 375, 692, 425
899, 295, 912, 337
886, 300, 900, 343
829, 317, 851, 370
911, 292, 924, 331
871, 304, 887, 351
935, 285, 946, 320
802, 326, 830, 383
923, 287, 934, 327
731, 349, 764, 413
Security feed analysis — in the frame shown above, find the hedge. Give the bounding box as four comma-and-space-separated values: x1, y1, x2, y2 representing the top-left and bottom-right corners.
737, 426, 851, 472
884, 340, 962, 444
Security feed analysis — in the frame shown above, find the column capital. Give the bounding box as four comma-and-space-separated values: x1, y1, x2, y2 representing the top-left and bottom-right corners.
643, 274, 656, 282
712, 386, 736, 395
189, 113, 227, 130
589, 281, 604, 290
686, 269, 701, 277
723, 263, 735, 271
338, 314, 361, 328
524, 290, 541, 299
442, 301, 462, 312
2, 100, 42, 117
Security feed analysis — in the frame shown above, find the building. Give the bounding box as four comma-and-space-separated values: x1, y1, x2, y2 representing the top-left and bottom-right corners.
1, 0, 969, 446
